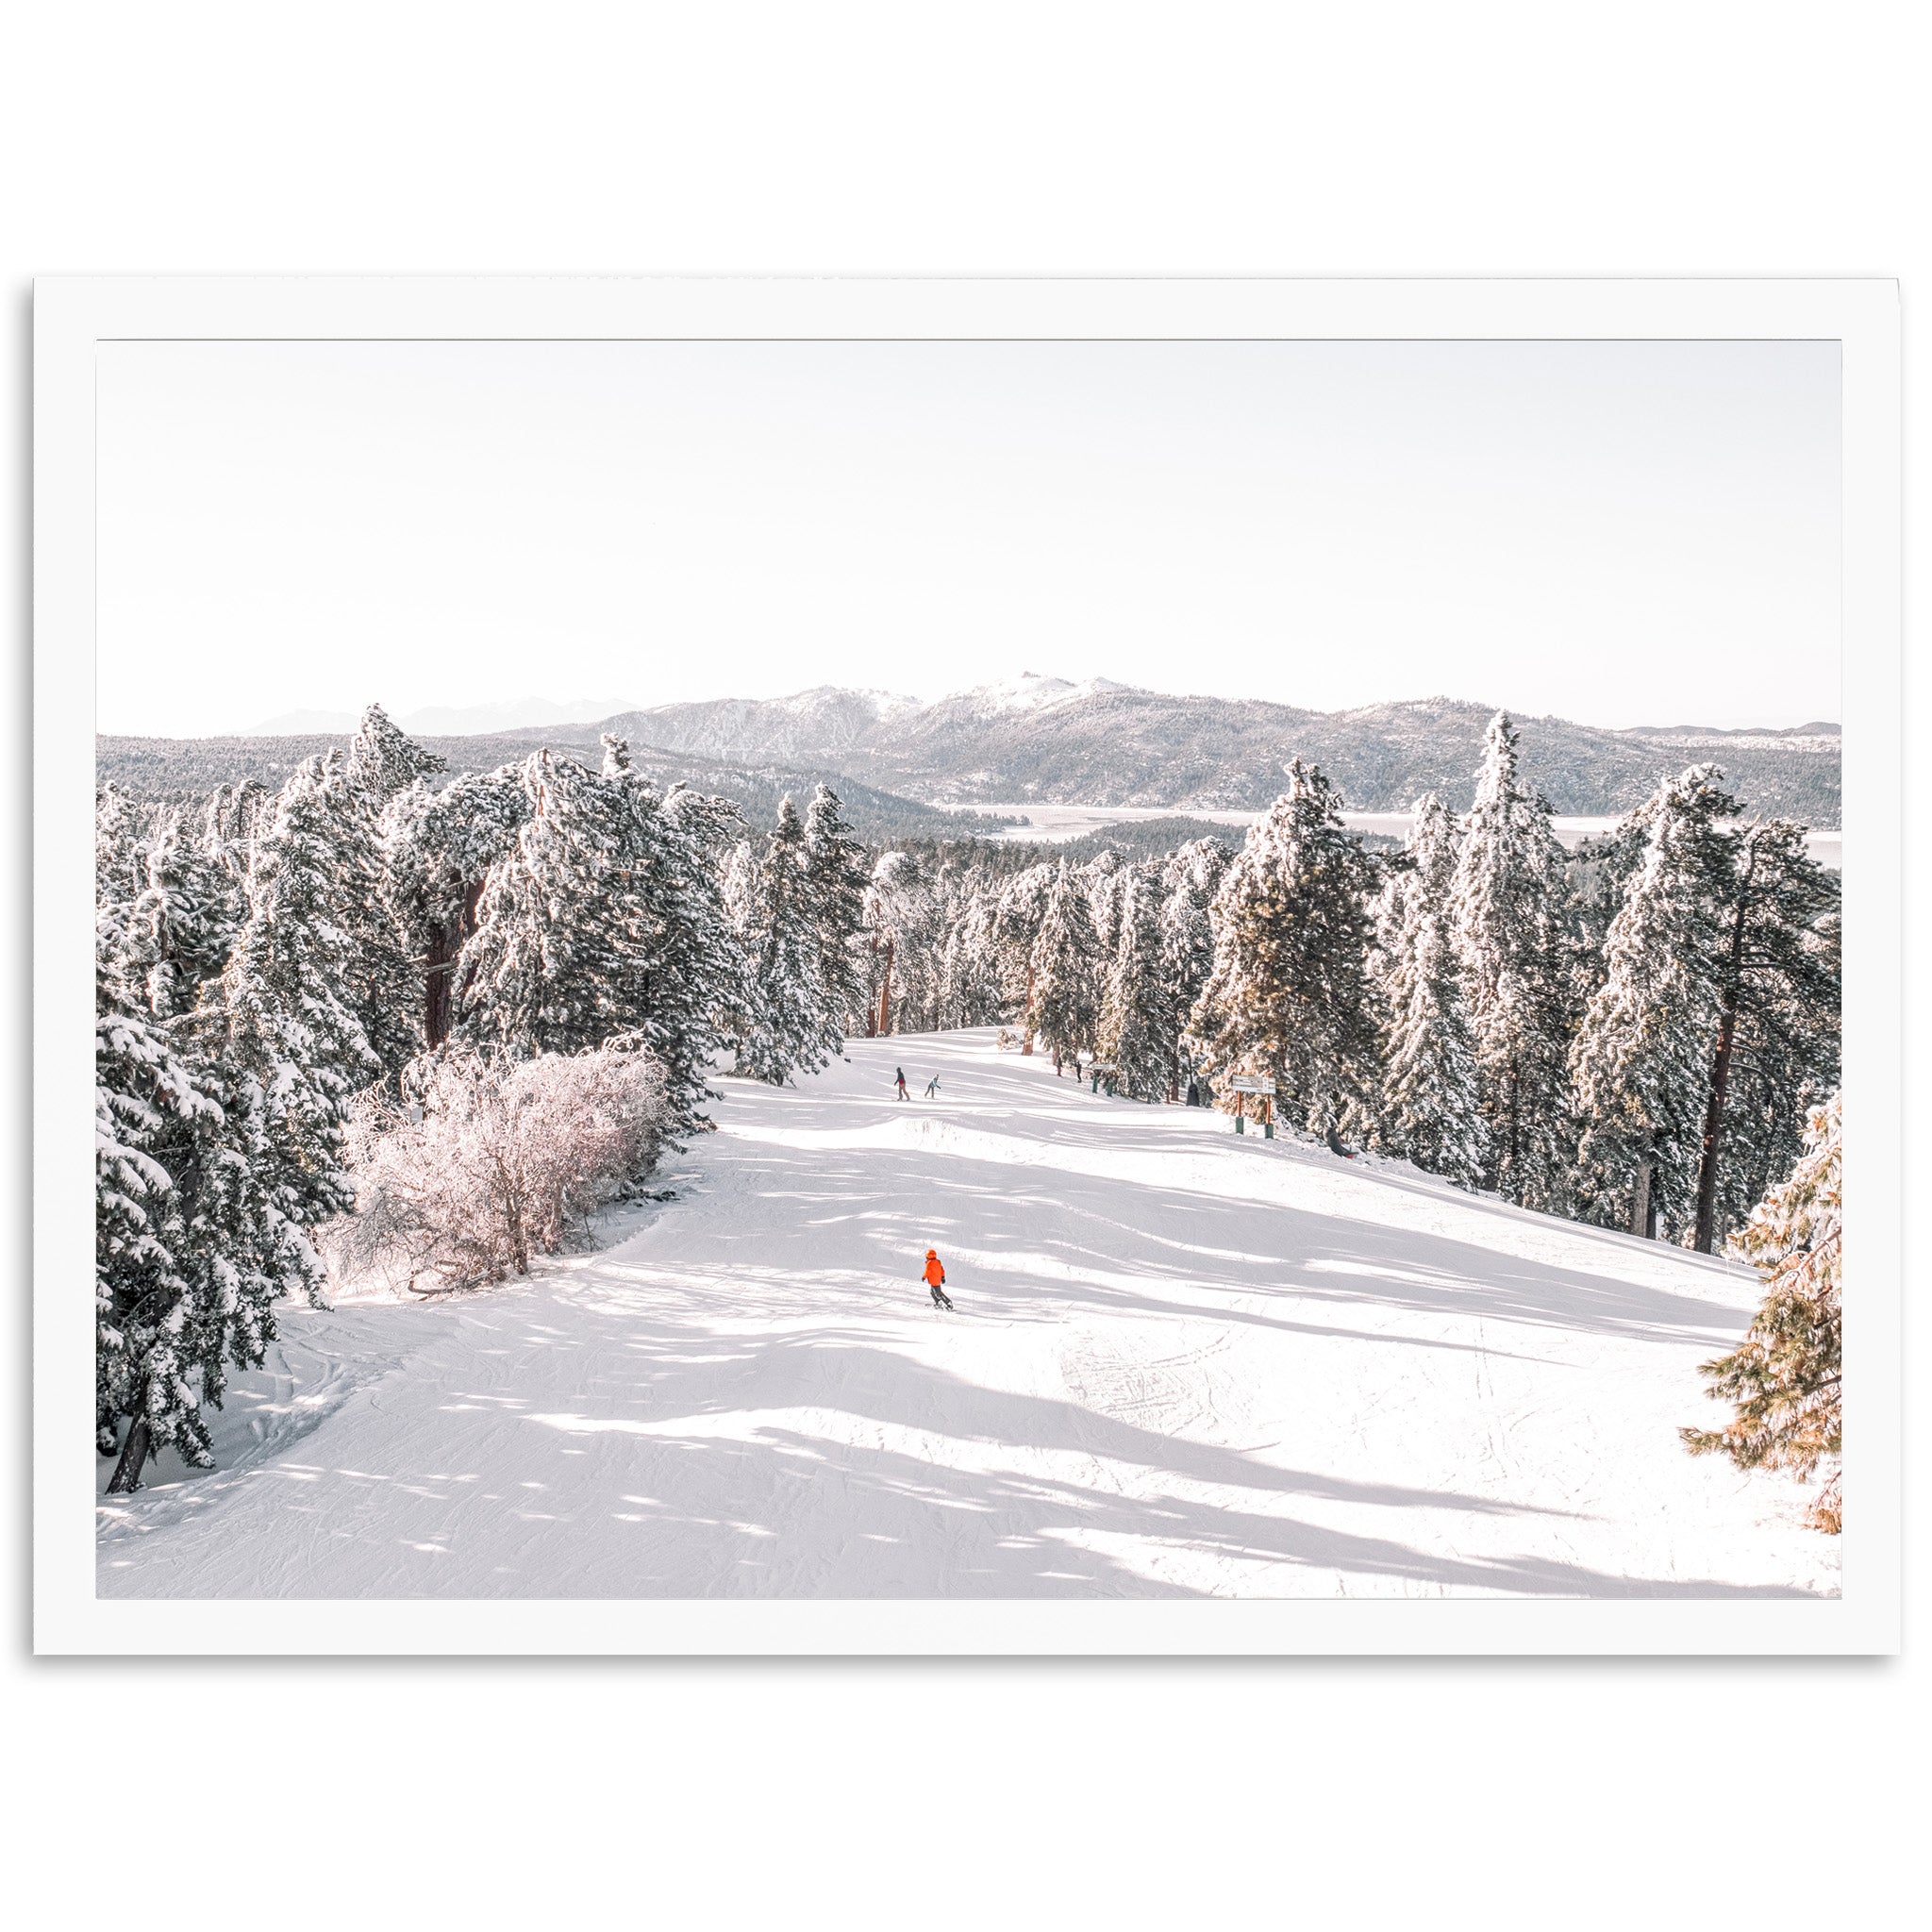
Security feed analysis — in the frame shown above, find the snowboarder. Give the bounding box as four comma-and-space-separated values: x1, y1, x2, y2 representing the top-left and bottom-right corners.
923, 1247, 953, 1310
1324, 1124, 1355, 1160
924, 1074, 941, 1098
894, 1067, 908, 1100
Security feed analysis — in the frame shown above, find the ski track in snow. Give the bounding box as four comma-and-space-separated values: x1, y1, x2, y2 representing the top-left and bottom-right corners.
96, 1030, 1840, 1601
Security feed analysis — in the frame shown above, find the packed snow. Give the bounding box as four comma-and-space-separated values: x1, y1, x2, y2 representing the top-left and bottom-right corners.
96, 1030, 1837, 1600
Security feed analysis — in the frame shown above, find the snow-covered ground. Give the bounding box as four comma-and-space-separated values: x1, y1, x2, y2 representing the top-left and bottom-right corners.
96, 1030, 1838, 1600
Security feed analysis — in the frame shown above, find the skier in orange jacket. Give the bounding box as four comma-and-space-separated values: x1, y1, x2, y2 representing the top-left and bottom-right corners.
923, 1248, 954, 1311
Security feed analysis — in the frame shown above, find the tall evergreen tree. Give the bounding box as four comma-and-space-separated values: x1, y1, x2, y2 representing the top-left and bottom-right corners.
1683, 1090, 1841, 1531
1158, 839, 1229, 1096
1030, 859, 1102, 1068
1687, 819, 1840, 1252
1569, 767, 1733, 1238
1374, 796, 1489, 1188
380, 762, 530, 1049
1097, 866, 1173, 1099
991, 863, 1057, 1053
736, 797, 828, 1083
97, 790, 316, 1493
1448, 712, 1578, 1211
221, 756, 380, 1242
1186, 761, 1383, 1135
803, 784, 872, 1041
332, 706, 448, 1078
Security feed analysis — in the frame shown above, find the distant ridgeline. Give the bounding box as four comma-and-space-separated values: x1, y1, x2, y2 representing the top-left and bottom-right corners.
562, 682, 1840, 825
98, 683, 1841, 831
93, 729, 1023, 847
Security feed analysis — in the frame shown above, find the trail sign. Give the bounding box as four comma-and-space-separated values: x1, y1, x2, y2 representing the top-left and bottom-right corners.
1229, 1074, 1276, 1095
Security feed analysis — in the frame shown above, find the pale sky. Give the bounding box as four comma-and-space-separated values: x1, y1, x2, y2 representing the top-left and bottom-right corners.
95, 338, 1841, 737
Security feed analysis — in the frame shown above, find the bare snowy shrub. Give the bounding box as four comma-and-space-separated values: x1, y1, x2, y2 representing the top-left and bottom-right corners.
331, 1042, 668, 1291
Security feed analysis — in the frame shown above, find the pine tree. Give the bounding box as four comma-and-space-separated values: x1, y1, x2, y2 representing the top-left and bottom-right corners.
1158, 839, 1229, 1097
1031, 859, 1102, 1068
333, 706, 448, 1079
1186, 760, 1383, 1135
1448, 713, 1578, 1211
939, 894, 1008, 1028
97, 789, 317, 1492
1687, 818, 1840, 1252
458, 752, 745, 1133
221, 755, 380, 1245
991, 863, 1057, 1052
128, 804, 243, 1021
458, 751, 642, 1056
803, 784, 871, 1042
380, 763, 530, 1049
1570, 767, 1732, 1238
736, 797, 828, 1083
1374, 796, 1489, 1188
863, 849, 929, 1038
1683, 1091, 1841, 1530
1097, 866, 1173, 1099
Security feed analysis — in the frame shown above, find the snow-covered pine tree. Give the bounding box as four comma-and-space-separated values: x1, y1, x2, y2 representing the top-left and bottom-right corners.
863, 849, 929, 1038
129, 804, 244, 1022
735, 797, 828, 1083
458, 751, 637, 1056
1687, 817, 1840, 1252
1448, 712, 1579, 1212
1683, 1090, 1842, 1530
380, 763, 530, 1049
332, 706, 450, 1078
1097, 865, 1173, 1099
1569, 766, 1734, 1239
939, 893, 1008, 1028
1374, 796, 1489, 1188
98, 788, 320, 1493
622, 778, 749, 1128
991, 862, 1057, 1053
344, 700, 448, 804
460, 749, 746, 1132
804, 785, 871, 1041
1158, 839, 1229, 1097
222, 754, 382, 1246
1080, 849, 1127, 964
1185, 760, 1383, 1136
1699, 899, 1840, 1254
1030, 859, 1102, 1069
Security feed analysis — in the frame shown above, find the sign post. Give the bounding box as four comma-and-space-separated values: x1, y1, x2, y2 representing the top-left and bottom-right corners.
1229, 1074, 1277, 1138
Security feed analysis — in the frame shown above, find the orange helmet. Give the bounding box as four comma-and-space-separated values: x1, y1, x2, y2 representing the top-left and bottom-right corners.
925, 1248, 938, 1257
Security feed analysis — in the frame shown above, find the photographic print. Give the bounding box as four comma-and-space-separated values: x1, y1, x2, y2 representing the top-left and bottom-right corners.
44, 281, 1897, 1645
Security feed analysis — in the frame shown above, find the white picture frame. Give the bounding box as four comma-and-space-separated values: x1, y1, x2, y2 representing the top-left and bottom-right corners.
38, 275, 1901, 1655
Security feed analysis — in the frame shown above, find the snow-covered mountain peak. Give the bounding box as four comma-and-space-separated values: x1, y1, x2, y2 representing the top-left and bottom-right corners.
948, 673, 1133, 716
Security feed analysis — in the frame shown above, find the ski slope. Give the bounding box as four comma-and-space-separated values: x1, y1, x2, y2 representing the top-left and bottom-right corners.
97, 1029, 1838, 1599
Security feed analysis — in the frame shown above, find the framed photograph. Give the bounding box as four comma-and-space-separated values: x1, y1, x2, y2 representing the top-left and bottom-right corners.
37, 276, 1900, 1654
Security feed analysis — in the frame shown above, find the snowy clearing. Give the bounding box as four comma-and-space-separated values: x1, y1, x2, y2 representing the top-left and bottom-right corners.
97, 1029, 1837, 1600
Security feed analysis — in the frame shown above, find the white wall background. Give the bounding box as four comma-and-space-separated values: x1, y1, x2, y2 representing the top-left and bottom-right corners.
6, 5, 1921, 1927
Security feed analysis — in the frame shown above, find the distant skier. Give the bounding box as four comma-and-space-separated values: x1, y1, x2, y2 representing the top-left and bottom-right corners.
1324, 1124, 1355, 1160
895, 1067, 908, 1100
924, 1074, 941, 1098
923, 1248, 954, 1311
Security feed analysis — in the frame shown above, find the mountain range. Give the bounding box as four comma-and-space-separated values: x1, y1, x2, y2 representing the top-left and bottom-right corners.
101, 674, 1842, 833
542, 675, 1841, 824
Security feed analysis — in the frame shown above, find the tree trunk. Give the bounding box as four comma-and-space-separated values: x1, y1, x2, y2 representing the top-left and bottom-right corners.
876, 935, 894, 1037
424, 920, 456, 1048
1693, 837, 1759, 1253
1022, 963, 1036, 1055
107, 1419, 151, 1495
1630, 1143, 1653, 1239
